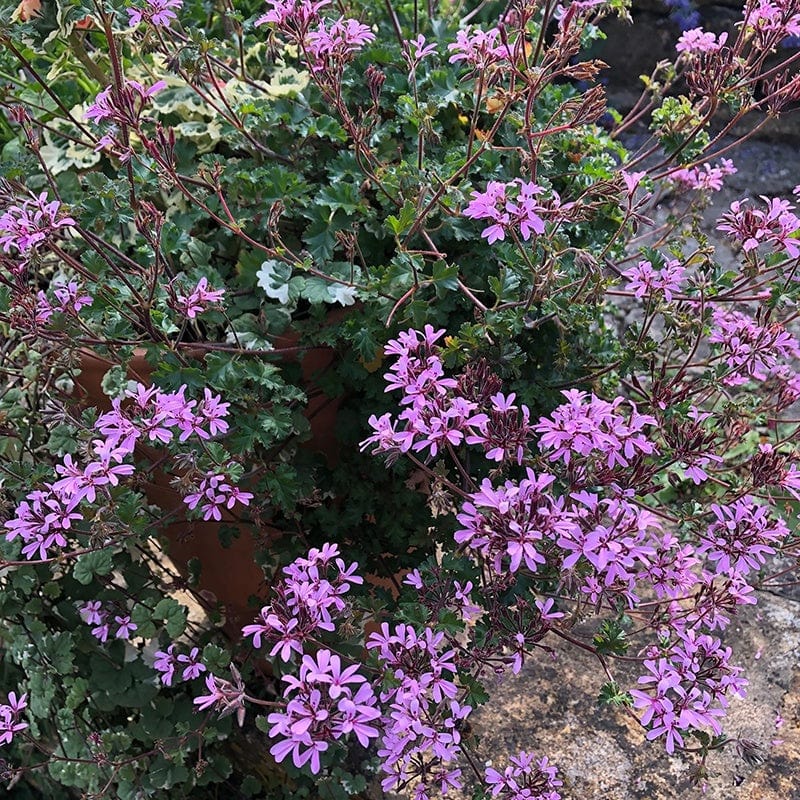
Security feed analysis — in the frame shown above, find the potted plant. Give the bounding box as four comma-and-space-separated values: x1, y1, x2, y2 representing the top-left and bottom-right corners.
2, 0, 800, 797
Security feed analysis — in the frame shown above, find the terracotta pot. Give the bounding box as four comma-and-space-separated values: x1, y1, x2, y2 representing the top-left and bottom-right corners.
73, 337, 343, 638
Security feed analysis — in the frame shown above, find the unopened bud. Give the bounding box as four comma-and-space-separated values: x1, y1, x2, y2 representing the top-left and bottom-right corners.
366, 64, 385, 106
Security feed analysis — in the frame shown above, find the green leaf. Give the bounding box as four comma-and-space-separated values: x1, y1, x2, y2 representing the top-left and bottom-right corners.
89, 652, 133, 694
73, 549, 114, 585
593, 619, 629, 655
241, 775, 263, 796
46, 424, 80, 455
101, 364, 127, 398
598, 680, 632, 706
305, 114, 347, 142
351, 327, 378, 363
431, 260, 459, 292
317, 182, 363, 216
303, 276, 336, 304
63, 677, 90, 711
154, 597, 188, 638
160, 221, 191, 255
386, 199, 417, 236
202, 643, 230, 673
459, 671, 490, 706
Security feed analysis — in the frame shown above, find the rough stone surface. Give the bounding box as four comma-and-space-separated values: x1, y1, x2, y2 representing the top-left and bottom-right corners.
454, 596, 800, 799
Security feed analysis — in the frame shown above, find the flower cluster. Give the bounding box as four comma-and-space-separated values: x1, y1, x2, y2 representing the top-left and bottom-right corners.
534, 389, 657, 473
621, 257, 686, 302
79, 601, 138, 642
455, 470, 571, 575
745, 0, 800, 42
560, 493, 664, 607
126, 0, 183, 27
0, 192, 75, 267
0, 692, 28, 747
184, 471, 253, 521
669, 158, 736, 192
631, 632, 747, 754
99, 383, 231, 448
306, 16, 375, 69
4, 484, 83, 560
716, 196, 800, 258
361, 327, 534, 466
153, 644, 206, 686
484, 751, 563, 800
463, 180, 547, 245
242, 543, 362, 660
675, 27, 728, 55
366, 623, 468, 795
3, 382, 235, 561
267, 649, 379, 773
193, 668, 246, 726
85, 80, 167, 127
362, 326, 483, 459
254, 0, 330, 30
708, 308, 800, 386
697, 497, 788, 577
447, 26, 509, 69
466, 392, 535, 464
35, 280, 93, 324
169, 277, 225, 319
254, 0, 373, 73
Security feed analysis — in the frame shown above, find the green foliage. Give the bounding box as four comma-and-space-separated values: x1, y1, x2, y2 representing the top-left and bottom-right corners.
593, 620, 630, 656
598, 680, 632, 707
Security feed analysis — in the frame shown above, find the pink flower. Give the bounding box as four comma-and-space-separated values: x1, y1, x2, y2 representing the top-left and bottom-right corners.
463, 179, 547, 244
183, 471, 252, 521
114, 614, 138, 639
484, 751, 562, 799
717, 195, 800, 259
447, 26, 508, 69
621, 169, 647, 196
153, 644, 178, 686
0, 192, 75, 261
698, 497, 788, 576
193, 674, 224, 711
709, 308, 800, 386
455, 469, 574, 575
0, 692, 28, 747
745, 0, 800, 40
534, 389, 657, 470
193, 669, 246, 724
621, 258, 686, 302
306, 16, 375, 69
675, 27, 728, 55
404, 34, 437, 67
127, 0, 183, 27
170, 276, 225, 319
255, 0, 329, 29
177, 647, 207, 680
669, 159, 736, 192
85, 80, 166, 127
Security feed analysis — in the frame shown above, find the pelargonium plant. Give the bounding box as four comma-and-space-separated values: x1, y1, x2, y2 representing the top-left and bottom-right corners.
1, 0, 800, 796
